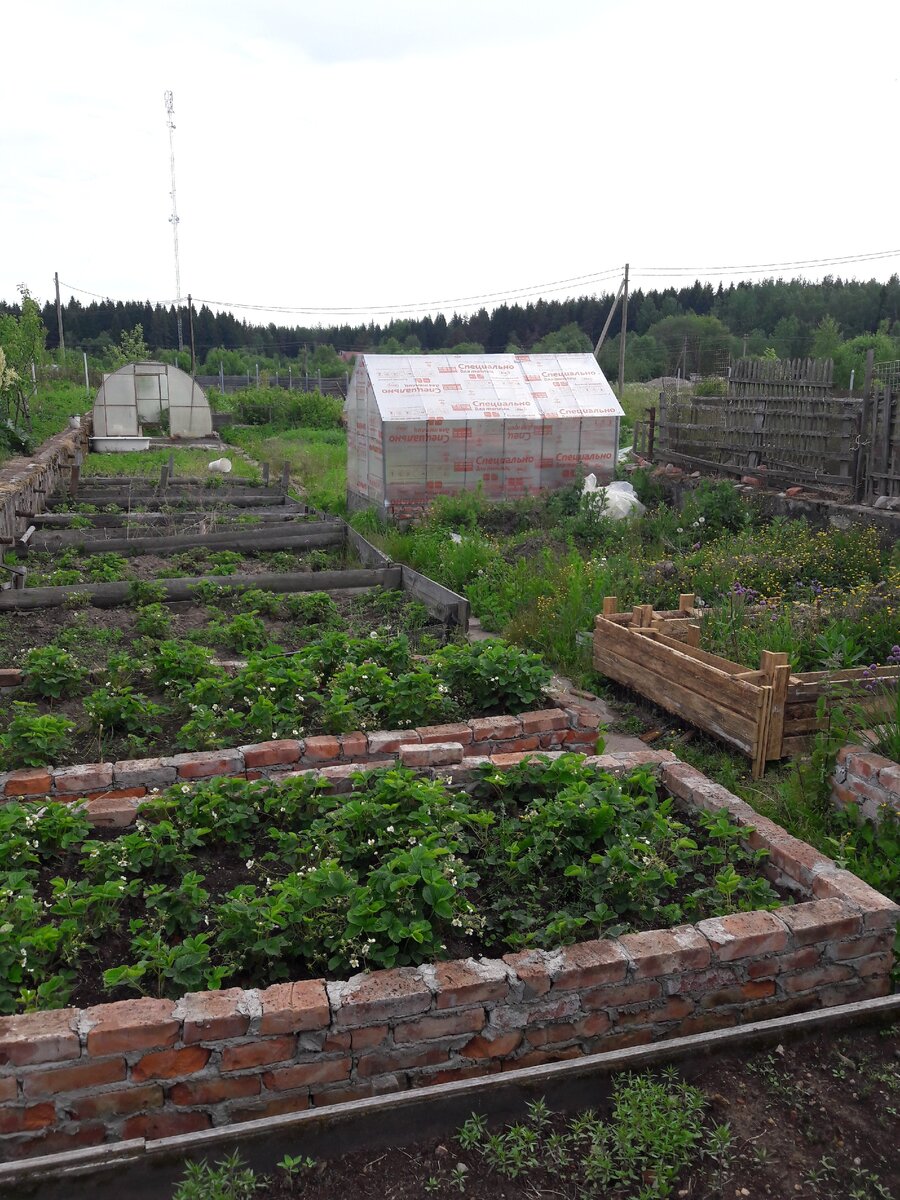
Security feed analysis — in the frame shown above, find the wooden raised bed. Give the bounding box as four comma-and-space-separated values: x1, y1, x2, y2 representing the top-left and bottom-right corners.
593, 595, 899, 777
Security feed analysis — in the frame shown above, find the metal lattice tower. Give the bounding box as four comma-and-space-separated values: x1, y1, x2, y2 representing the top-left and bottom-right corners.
164, 90, 184, 351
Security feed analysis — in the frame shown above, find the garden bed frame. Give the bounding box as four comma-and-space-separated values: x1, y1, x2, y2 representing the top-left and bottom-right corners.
0, 749, 895, 1162
593, 595, 900, 777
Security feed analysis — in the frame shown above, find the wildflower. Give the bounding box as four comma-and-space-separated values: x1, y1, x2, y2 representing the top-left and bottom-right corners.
181, 784, 191, 793
245, 859, 255, 870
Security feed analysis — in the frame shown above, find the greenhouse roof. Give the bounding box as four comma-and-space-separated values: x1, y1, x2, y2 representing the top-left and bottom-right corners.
360, 354, 623, 422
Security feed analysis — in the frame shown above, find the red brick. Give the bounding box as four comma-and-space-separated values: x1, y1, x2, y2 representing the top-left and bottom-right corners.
618, 926, 711, 976
699, 980, 775, 1008
92, 786, 147, 801
526, 1022, 579, 1047
667, 967, 738, 996
173, 750, 243, 779
122, 1110, 211, 1140
551, 939, 628, 990
765, 837, 837, 885
240, 740, 301, 769
784, 964, 855, 994
519, 709, 568, 735
339, 732, 368, 758
85, 998, 178, 1055
850, 749, 895, 779
697, 911, 789, 961
0, 1009, 79, 1067
563, 731, 597, 749
418, 723, 474, 746
231, 1093, 310, 1122
356, 1044, 449, 1077
69, 1083, 163, 1120
367, 730, 414, 755
582, 980, 662, 1010
351, 1025, 388, 1051
331, 968, 431, 1027
221, 1037, 296, 1072
828, 933, 892, 962
493, 739, 543, 757
594, 1029, 654, 1052
470, 716, 522, 742
818, 977, 891, 1006
171, 1075, 261, 1106
82, 795, 142, 827
811, 869, 900, 929
619, 997, 694, 1024
263, 1059, 350, 1091
52, 763, 113, 794
258, 980, 330, 1034
434, 959, 509, 1009
742, 996, 818, 1022
114, 757, 177, 788
879, 764, 900, 793
180, 989, 249, 1043
853, 951, 895, 978
4, 1124, 106, 1158
132, 1046, 210, 1082
503, 951, 552, 998
302, 736, 341, 762
4, 768, 52, 797
24, 1057, 125, 1099
324, 1031, 351, 1052
524, 994, 582, 1025
461, 1032, 523, 1059
0, 1077, 16, 1102
0, 1103, 56, 1134
394, 1009, 484, 1043
399, 742, 463, 768
777, 902, 864, 945
747, 947, 820, 978
489, 752, 529, 767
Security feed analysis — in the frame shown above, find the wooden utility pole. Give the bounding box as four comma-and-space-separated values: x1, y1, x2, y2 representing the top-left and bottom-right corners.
617, 262, 629, 399
187, 294, 196, 376
594, 279, 626, 357
54, 272, 66, 364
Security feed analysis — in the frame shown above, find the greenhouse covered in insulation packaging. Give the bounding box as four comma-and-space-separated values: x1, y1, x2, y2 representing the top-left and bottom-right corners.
345, 353, 624, 515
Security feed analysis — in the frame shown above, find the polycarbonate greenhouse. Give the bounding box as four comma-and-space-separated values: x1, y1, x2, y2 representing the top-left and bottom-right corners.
345, 353, 624, 514
92, 362, 213, 439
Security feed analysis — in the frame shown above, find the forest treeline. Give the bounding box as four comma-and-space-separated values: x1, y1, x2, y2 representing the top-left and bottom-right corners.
3, 274, 900, 388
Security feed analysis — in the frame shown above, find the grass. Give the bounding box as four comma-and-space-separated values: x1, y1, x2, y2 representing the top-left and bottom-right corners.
82, 447, 261, 481
0, 381, 93, 467
223, 424, 346, 512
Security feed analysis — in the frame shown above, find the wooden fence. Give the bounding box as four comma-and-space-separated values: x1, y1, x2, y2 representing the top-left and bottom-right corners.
861, 381, 899, 501
655, 391, 861, 488
592, 597, 899, 777
728, 356, 833, 398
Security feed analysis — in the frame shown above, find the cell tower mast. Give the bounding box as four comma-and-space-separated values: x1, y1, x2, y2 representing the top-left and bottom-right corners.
164, 89, 184, 351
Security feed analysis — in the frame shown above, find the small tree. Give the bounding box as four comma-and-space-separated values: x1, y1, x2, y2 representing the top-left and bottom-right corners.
0, 286, 46, 425
109, 324, 150, 368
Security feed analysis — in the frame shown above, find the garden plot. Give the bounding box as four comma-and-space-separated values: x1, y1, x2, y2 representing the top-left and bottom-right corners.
0, 751, 895, 1161
0, 577, 504, 767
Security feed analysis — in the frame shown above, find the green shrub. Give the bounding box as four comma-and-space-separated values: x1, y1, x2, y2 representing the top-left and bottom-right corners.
434, 639, 551, 713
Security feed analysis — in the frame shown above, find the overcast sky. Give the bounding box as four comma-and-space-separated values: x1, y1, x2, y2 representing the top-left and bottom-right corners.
2, 0, 899, 328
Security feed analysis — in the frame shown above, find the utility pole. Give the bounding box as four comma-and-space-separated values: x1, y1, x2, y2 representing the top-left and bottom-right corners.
187, 293, 196, 376
617, 262, 629, 400
164, 90, 184, 352
742, 333, 748, 358
54, 272, 66, 364
593, 279, 626, 357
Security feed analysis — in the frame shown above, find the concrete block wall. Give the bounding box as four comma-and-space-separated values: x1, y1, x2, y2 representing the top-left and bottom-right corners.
0, 703, 602, 807
0, 754, 896, 1160
831, 745, 900, 824
0, 419, 89, 544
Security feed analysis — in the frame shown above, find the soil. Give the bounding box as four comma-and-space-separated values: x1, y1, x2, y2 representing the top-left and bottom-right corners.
177, 1019, 900, 1200
24, 546, 348, 584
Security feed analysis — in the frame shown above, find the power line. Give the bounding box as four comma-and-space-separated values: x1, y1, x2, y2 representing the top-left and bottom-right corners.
632, 248, 900, 279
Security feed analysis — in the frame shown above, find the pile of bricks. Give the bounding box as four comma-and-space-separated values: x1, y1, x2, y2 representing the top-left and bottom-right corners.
0, 755, 896, 1160
0, 420, 89, 544
0, 703, 602, 813
831, 745, 900, 824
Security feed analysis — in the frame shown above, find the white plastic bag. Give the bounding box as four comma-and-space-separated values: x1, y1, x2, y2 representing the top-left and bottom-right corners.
585, 479, 645, 521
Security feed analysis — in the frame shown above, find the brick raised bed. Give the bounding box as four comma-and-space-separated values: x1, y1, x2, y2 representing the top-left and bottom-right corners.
0, 752, 896, 1160
831, 745, 900, 823
0, 701, 601, 812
